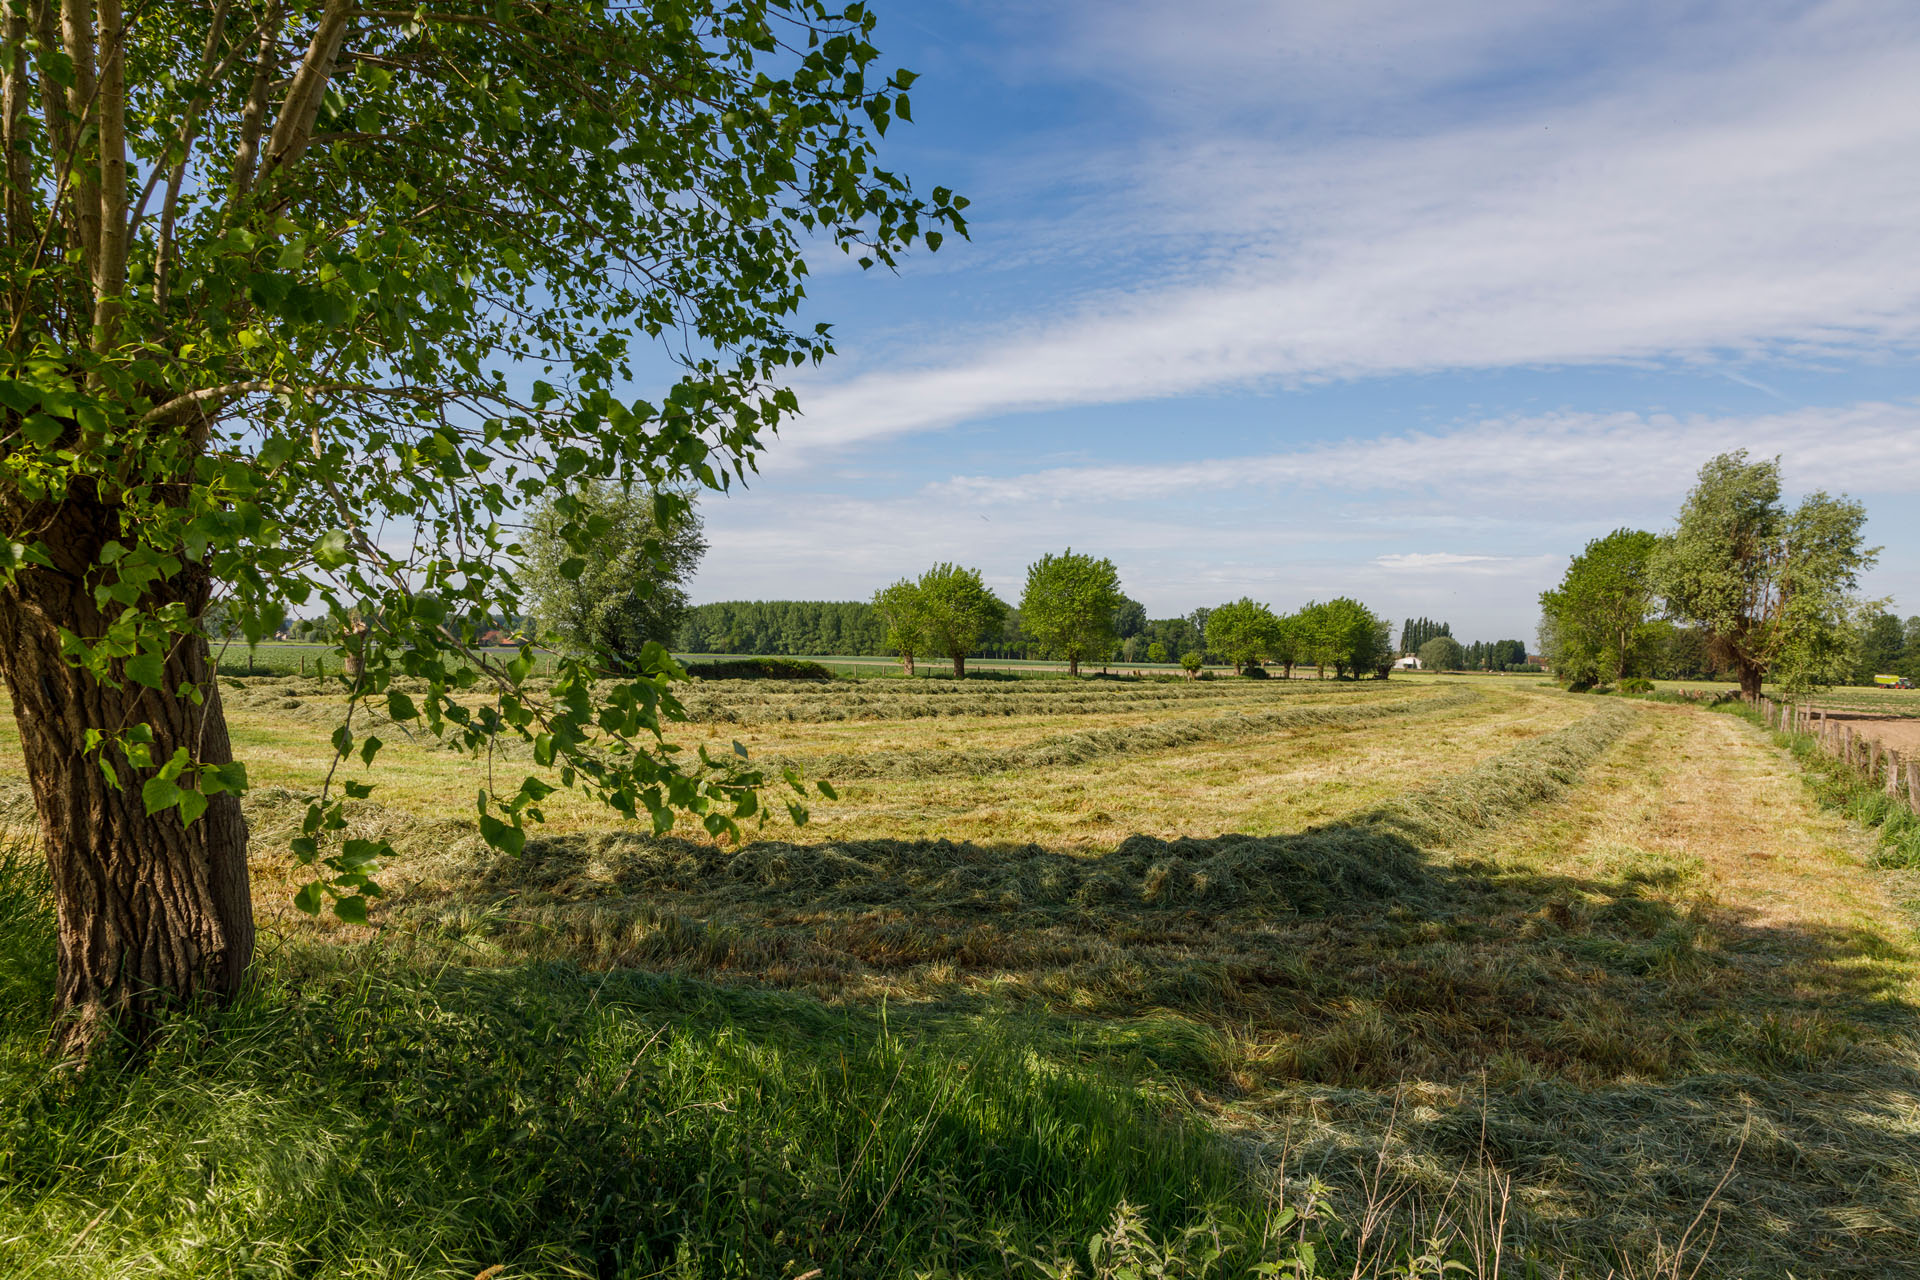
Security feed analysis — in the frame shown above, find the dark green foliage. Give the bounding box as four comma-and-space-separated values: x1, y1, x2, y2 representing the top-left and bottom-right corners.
677, 601, 890, 656
1853, 609, 1915, 684
1399, 617, 1451, 655
1111, 596, 1148, 640
1418, 636, 1466, 672
684, 658, 836, 682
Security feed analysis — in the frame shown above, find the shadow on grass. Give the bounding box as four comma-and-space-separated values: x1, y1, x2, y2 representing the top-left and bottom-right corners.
0, 859, 1267, 1278
387, 801, 1920, 1278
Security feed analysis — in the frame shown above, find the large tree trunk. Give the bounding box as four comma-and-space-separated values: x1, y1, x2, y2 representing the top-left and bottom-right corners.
1738, 659, 1764, 703
952, 653, 965, 679
0, 493, 253, 1057
1068, 656, 1079, 678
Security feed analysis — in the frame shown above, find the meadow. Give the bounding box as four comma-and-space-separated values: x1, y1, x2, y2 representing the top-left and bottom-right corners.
1, 671, 1917, 1277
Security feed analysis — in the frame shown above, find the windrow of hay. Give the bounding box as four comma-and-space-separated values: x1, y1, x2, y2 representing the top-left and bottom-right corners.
676, 677, 1383, 725
1357, 700, 1639, 849
433, 698, 1631, 937
783, 685, 1483, 780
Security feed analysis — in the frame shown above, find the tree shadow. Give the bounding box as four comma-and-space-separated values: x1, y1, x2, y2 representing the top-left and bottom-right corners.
386, 815, 1920, 1278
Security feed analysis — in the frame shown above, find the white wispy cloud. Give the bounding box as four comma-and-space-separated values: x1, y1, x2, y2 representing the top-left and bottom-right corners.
1375, 553, 1514, 570
923, 402, 1920, 512
776, 1, 1920, 457
693, 398, 1919, 632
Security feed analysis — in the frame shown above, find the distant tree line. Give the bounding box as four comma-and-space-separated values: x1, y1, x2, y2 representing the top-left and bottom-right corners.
673, 557, 1402, 678
1852, 610, 1920, 684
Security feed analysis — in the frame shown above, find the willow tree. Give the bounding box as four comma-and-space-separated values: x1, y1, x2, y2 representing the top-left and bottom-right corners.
0, 0, 962, 1053
1652, 453, 1872, 700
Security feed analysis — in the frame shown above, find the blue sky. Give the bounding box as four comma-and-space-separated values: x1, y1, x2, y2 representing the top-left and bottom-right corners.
687, 0, 1920, 640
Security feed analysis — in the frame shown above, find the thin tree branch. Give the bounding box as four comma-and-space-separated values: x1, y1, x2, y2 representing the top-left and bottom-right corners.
92, 0, 128, 351
229, 1, 281, 206
257, 0, 353, 185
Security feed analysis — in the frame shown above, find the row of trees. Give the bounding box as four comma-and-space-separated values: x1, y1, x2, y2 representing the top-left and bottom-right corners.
1398, 617, 1451, 655
1540, 452, 1876, 696
1415, 636, 1531, 672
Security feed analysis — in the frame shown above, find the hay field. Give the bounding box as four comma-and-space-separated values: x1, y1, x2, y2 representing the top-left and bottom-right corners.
2, 672, 1917, 1276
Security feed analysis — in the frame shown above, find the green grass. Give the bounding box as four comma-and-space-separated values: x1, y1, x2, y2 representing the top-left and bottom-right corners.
0, 855, 1283, 1279
5, 679, 1918, 1277
1723, 702, 1920, 867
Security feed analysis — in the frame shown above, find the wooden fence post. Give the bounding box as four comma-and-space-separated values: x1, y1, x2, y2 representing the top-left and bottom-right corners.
1869, 739, 1882, 779
1909, 757, 1920, 817
1887, 749, 1902, 800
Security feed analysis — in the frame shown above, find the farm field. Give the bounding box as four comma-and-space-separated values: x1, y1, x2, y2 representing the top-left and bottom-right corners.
2, 673, 1918, 1276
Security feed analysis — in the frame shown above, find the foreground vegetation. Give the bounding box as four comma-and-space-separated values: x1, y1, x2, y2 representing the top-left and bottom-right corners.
2, 673, 1917, 1276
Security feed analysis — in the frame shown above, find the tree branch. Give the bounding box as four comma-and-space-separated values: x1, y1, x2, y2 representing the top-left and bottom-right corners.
93, 0, 128, 350
230, 1, 281, 206
59, 0, 100, 282
258, 0, 353, 185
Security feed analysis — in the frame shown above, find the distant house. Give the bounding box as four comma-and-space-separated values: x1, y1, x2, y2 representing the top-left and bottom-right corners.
1393, 655, 1422, 670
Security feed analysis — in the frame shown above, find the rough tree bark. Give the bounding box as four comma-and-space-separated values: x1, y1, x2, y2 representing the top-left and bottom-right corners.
0, 486, 252, 1055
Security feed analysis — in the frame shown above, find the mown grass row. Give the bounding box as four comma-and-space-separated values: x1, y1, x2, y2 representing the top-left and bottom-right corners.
782, 684, 1478, 779
678, 677, 1371, 725
450, 699, 1632, 948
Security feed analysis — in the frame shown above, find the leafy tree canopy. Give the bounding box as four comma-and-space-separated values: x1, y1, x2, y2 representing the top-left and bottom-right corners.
1652, 453, 1874, 697
1204, 597, 1281, 673
0, 0, 962, 1047
1539, 528, 1660, 685
1297, 597, 1390, 678
1020, 549, 1123, 676
871, 578, 930, 676
1418, 635, 1467, 672
914, 563, 1005, 678
521, 483, 705, 672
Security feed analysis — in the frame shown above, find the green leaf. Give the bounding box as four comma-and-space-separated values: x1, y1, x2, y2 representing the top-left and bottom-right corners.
140, 775, 183, 815
312, 530, 352, 570
176, 788, 210, 826
293, 881, 323, 915
332, 895, 369, 925
815, 779, 838, 800
386, 691, 419, 720
344, 779, 373, 799
124, 651, 166, 689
